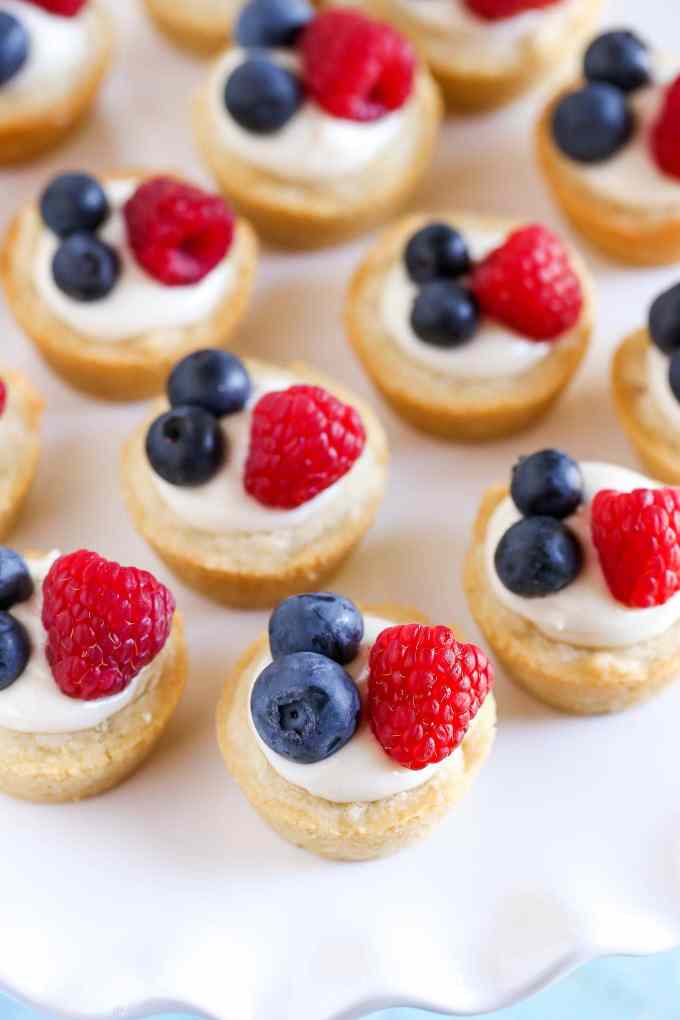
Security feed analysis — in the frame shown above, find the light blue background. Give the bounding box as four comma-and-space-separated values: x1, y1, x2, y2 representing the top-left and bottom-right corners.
2, 949, 679, 1019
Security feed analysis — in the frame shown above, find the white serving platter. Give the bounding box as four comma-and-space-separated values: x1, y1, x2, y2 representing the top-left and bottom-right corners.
2, 1, 680, 1018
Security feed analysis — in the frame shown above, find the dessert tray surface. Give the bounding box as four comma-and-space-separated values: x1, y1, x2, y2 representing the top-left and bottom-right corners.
2, 2, 680, 1019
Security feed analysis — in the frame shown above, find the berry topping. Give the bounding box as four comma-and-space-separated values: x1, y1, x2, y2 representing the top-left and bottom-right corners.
52, 233, 120, 302
146, 406, 225, 487
224, 57, 303, 135
464, 0, 560, 18
551, 83, 633, 164
411, 281, 479, 347
511, 450, 583, 520
471, 224, 583, 341
235, 0, 313, 49
591, 487, 680, 608
368, 624, 492, 771
23, 0, 87, 15
301, 9, 415, 122
495, 517, 583, 597
404, 223, 471, 284
0, 12, 27, 86
251, 651, 360, 763
124, 177, 234, 287
168, 350, 251, 418
651, 76, 680, 181
269, 593, 363, 664
0, 378, 6, 418
584, 30, 652, 94
40, 173, 109, 239
649, 282, 680, 354
41, 550, 175, 701
0, 613, 30, 691
0, 549, 33, 611
244, 385, 366, 509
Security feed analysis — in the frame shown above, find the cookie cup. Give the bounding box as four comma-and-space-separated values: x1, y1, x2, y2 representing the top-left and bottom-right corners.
0, 2, 113, 164
346, 212, 594, 441
465, 485, 680, 714
0, 173, 259, 402
217, 603, 496, 861
193, 66, 443, 248
120, 359, 388, 609
144, 0, 234, 53
0, 369, 43, 538
0, 614, 187, 803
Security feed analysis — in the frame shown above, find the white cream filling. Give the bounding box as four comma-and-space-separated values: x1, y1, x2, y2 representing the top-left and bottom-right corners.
381, 226, 553, 379
0, 0, 93, 103
150, 372, 375, 534
210, 47, 408, 183
33, 179, 237, 343
0, 552, 159, 735
646, 344, 680, 431
249, 614, 462, 803
485, 461, 680, 649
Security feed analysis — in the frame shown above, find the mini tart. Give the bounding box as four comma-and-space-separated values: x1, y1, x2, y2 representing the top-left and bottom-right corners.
0, 171, 258, 402
0, 2, 113, 164
143, 0, 236, 53
193, 62, 442, 249
363, 0, 603, 112
217, 603, 496, 861
346, 211, 594, 442
120, 359, 388, 609
0, 369, 42, 538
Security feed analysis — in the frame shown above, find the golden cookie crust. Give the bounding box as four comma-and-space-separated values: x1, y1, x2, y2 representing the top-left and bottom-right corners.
216, 603, 497, 860
464, 485, 680, 714
193, 63, 443, 248
346, 211, 594, 441
0, 171, 259, 402
144, 0, 235, 53
0, 614, 187, 803
120, 359, 389, 609
0, 368, 43, 539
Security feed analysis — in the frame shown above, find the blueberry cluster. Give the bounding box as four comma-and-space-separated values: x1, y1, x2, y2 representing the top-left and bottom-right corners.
146, 349, 251, 487
403, 223, 479, 348
225, 0, 313, 135
649, 282, 680, 403
40, 173, 119, 302
0, 549, 34, 691
495, 450, 584, 598
0, 11, 29, 87
551, 30, 652, 164
251, 593, 364, 763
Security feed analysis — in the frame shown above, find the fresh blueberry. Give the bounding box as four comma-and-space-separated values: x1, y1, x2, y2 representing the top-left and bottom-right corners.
146, 406, 225, 486
584, 30, 652, 93
511, 450, 584, 520
0, 549, 33, 611
224, 57, 303, 134
39, 173, 109, 238
235, 0, 313, 48
167, 349, 251, 418
669, 351, 680, 406
552, 83, 633, 163
0, 612, 30, 691
269, 593, 363, 665
251, 651, 360, 764
495, 517, 583, 598
649, 282, 680, 354
404, 223, 471, 284
52, 233, 120, 302
0, 12, 28, 87
411, 280, 479, 347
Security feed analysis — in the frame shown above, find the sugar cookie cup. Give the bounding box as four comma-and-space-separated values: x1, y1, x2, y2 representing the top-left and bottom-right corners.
121, 356, 388, 609
0, 1, 113, 164
346, 212, 594, 442
143, 0, 236, 53
0, 171, 258, 402
217, 601, 496, 860
0, 369, 43, 538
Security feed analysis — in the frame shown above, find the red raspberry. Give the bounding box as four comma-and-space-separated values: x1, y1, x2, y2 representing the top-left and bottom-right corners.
464, 0, 560, 18
41, 550, 175, 701
651, 75, 680, 180
301, 9, 415, 122
0, 379, 7, 418
124, 177, 234, 287
244, 384, 365, 509
368, 624, 493, 771
24, 0, 87, 14
470, 224, 583, 341
591, 487, 680, 608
